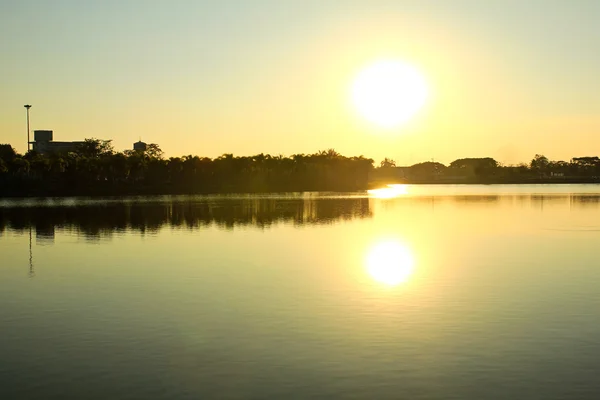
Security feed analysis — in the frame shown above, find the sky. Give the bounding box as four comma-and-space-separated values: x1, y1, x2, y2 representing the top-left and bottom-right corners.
1, 0, 599, 165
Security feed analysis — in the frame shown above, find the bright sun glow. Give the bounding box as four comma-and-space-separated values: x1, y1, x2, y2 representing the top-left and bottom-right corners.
352, 60, 429, 128
366, 240, 415, 286
368, 184, 409, 199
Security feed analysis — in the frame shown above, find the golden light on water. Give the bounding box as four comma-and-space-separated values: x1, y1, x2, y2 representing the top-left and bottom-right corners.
351, 60, 429, 128
368, 184, 408, 199
366, 240, 415, 286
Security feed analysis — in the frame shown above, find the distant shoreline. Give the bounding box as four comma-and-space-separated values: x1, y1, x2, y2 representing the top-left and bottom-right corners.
368, 178, 600, 187
2, 180, 600, 199
3, 141, 600, 198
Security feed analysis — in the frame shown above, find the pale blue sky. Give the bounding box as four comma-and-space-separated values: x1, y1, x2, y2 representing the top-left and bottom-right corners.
1, 0, 599, 164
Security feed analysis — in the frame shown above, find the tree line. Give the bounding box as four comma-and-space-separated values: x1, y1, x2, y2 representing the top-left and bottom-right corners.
372, 154, 600, 184
2, 140, 600, 197
0, 140, 373, 196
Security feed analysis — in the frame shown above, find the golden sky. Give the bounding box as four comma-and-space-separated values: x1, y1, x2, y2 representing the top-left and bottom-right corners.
1, 1, 599, 165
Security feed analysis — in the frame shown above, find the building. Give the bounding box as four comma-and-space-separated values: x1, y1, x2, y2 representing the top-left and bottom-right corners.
31, 130, 84, 155
133, 141, 147, 152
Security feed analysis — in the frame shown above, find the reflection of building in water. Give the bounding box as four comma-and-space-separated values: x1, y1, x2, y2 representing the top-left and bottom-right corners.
36, 224, 55, 245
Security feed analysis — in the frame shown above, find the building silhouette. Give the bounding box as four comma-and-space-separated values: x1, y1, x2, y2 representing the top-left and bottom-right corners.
31, 130, 84, 155
133, 141, 147, 151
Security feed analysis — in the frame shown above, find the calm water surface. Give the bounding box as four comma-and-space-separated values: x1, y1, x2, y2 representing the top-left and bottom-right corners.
2, 185, 600, 399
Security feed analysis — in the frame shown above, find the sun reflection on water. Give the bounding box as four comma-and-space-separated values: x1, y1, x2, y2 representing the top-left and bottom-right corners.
368, 185, 408, 199
366, 240, 415, 286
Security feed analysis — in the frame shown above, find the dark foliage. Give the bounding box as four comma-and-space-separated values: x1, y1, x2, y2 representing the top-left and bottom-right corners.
0, 142, 374, 197
370, 154, 600, 184
4, 140, 600, 197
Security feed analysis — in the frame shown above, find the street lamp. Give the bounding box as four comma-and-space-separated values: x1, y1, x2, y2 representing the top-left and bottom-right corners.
24, 104, 32, 152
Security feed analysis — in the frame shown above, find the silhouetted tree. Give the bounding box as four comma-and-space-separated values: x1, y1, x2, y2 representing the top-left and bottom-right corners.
146, 143, 163, 159
571, 157, 600, 176
530, 154, 549, 173
0, 144, 17, 161
409, 161, 446, 180
75, 138, 114, 158
380, 158, 396, 168
449, 157, 498, 178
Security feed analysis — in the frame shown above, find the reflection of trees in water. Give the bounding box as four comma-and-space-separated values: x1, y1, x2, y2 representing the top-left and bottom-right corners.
570, 195, 600, 207
440, 194, 600, 207
447, 194, 600, 206
449, 194, 592, 206
450, 195, 502, 204
0, 197, 372, 239
2, 193, 599, 239
369, 193, 600, 213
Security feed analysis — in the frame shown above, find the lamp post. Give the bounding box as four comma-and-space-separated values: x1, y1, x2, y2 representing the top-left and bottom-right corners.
24, 104, 32, 152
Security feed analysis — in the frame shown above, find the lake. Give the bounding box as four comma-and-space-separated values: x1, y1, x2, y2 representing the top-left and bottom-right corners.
1, 184, 600, 399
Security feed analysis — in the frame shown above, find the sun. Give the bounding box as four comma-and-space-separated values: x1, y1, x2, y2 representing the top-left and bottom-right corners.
366, 240, 415, 286
351, 60, 429, 128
